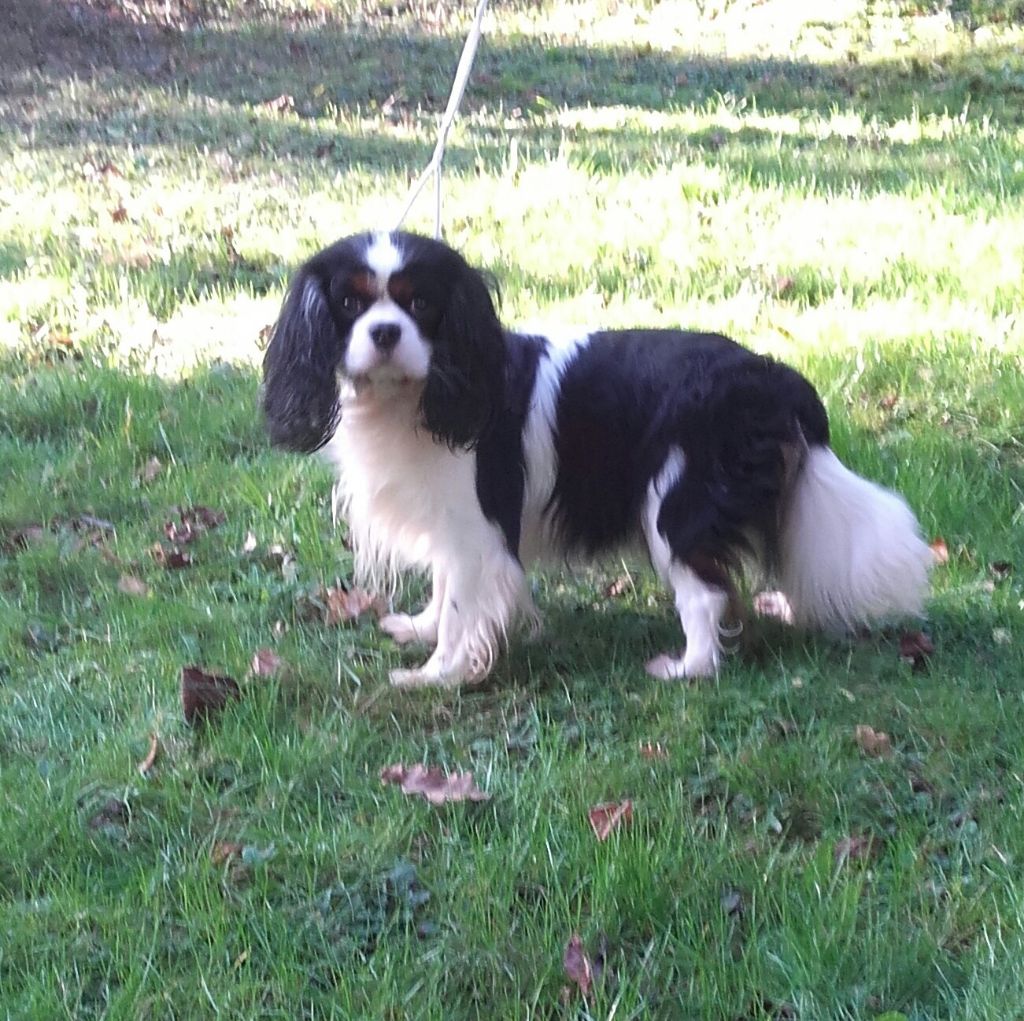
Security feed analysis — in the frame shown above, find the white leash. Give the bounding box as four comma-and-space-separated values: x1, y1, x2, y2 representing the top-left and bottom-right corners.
393, 0, 490, 239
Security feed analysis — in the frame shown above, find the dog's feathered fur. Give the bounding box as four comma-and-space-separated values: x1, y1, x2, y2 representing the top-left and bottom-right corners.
262, 231, 932, 687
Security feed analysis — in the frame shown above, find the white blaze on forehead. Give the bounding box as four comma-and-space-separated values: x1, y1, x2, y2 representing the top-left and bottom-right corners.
364, 232, 404, 286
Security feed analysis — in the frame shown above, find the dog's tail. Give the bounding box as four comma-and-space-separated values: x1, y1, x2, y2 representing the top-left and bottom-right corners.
778, 445, 932, 630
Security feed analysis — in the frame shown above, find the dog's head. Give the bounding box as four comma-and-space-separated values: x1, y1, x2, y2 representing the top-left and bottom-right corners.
261, 231, 506, 452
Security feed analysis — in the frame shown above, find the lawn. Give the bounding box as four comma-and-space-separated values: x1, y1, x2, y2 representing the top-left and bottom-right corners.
2, 0, 1024, 1017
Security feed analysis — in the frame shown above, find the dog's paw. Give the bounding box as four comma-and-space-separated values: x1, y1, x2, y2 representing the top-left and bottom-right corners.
645, 651, 717, 681
380, 612, 436, 647
389, 666, 462, 689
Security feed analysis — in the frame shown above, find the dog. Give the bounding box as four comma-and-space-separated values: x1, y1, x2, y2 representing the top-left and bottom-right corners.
261, 230, 932, 688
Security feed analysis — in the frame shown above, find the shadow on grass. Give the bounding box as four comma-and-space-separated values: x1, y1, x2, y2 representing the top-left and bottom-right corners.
2, 338, 1018, 702
6, 0, 1024, 194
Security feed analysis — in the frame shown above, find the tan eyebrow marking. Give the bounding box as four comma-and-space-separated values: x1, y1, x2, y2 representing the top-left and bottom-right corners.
387, 274, 414, 306
350, 271, 379, 301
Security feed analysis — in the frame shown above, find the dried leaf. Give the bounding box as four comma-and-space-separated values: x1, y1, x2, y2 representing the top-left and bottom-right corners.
250, 647, 283, 677
141, 457, 163, 483
111, 203, 129, 223
137, 733, 160, 775
181, 666, 241, 727
563, 934, 593, 1000
190, 505, 227, 529
379, 763, 490, 805
118, 573, 150, 597
324, 585, 383, 625
854, 724, 893, 758
164, 520, 195, 544
151, 544, 193, 570
588, 799, 634, 841
164, 505, 226, 544
929, 537, 949, 564
899, 630, 934, 670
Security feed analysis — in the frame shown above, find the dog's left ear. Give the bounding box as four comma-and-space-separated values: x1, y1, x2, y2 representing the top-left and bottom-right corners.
420, 260, 506, 448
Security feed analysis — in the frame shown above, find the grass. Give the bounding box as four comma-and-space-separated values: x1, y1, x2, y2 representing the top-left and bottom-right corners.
2, 0, 1024, 1017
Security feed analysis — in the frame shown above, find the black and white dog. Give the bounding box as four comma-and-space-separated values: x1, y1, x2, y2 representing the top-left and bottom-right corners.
262, 231, 931, 688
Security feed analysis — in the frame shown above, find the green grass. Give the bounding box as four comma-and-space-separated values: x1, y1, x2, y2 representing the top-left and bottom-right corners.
2, 0, 1024, 1017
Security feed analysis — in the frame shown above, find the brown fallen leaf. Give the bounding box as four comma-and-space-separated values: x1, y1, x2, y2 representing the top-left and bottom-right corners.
854, 724, 893, 758
250, 647, 283, 678
164, 520, 195, 544
588, 799, 634, 841
899, 630, 934, 670
324, 585, 384, 625
562, 933, 594, 1001
164, 505, 226, 544
137, 732, 160, 775
111, 202, 129, 223
181, 666, 241, 727
118, 573, 150, 597
929, 537, 949, 564
151, 544, 193, 570
379, 763, 490, 805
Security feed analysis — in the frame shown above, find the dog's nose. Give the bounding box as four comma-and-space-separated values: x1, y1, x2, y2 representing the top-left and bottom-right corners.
370, 323, 401, 353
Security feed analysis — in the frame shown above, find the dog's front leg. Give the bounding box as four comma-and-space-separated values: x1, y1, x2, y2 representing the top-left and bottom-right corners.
389, 543, 530, 689
379, 566, 447, 647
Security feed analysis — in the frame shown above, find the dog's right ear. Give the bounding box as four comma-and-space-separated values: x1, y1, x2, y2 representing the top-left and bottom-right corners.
261, 272, 343, 453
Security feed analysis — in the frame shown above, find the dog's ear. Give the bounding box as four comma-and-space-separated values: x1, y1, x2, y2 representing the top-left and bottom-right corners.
261, 272, 343, 453
419, 261, 505, 448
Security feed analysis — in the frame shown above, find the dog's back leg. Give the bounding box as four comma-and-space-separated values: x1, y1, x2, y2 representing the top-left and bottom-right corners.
640, 447, 742, 679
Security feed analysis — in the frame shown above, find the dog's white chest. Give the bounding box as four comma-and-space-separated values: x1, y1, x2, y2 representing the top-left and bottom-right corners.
322, 394, 481, 574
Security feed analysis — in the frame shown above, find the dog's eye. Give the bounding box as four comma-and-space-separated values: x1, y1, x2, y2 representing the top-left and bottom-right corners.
341, 295, 365, 315
410, 296, 429, 314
